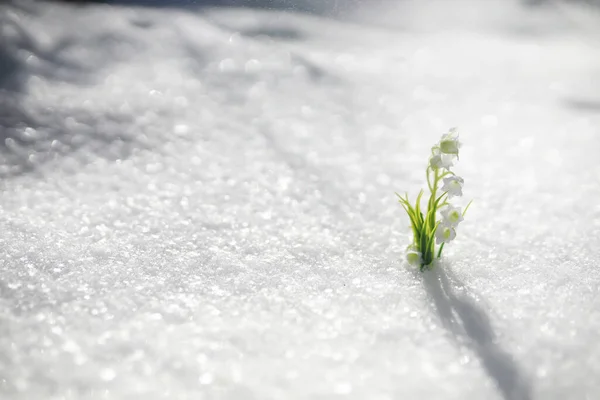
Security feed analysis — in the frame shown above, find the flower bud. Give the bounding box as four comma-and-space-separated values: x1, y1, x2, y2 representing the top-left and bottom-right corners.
406, 245, 423, 266
435, 224, 457, 244
439, 128, 461, 155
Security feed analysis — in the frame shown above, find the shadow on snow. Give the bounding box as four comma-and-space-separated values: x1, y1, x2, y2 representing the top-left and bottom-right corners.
421, 267, 532, 400
58, 0, 360, 16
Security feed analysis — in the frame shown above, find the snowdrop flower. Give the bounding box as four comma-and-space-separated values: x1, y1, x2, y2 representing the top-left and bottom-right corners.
406, 246, 423, 266
441, 176, 464, 198
429, 148, 454, 170
435, 224, 456, 244
439, 128, 461, 155
440, 205, 464, 227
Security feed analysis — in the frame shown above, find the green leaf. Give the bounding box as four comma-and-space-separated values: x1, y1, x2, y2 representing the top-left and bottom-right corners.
435, 192, 448, 207
415, 190, 424, 225
398, 198, 422, 244
462, 199, 474, 216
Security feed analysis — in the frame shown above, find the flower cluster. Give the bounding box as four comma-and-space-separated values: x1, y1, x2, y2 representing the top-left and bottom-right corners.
397, 128, 471, 270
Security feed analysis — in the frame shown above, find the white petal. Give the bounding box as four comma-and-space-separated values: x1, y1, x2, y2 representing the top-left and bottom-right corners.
441, 205, 464, 226
441, 176, 464, 198
435, 224, 456, 244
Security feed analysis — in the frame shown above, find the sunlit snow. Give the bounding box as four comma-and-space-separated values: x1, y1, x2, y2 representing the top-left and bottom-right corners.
1, 0, 600, 399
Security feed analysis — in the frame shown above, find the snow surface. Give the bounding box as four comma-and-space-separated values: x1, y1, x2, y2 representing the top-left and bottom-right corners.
1, 0, 600, 399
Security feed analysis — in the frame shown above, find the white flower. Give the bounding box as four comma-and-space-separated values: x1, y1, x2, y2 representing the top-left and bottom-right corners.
439, 128, 461, 155
440, 205, 464, 227
435, 224, 456, 244
441, 176, 464, 198
429, 148, 455, 170
406, 246, 422, 266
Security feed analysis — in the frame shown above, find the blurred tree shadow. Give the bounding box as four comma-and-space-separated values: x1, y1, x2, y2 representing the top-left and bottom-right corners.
0, 1, 142, 178
562, 97, 600, 112
0, 0, 341, 178
54, 0, 361, 17
0, 4, 89, 91
421, 267, 532, 400
523, 0, 600, 6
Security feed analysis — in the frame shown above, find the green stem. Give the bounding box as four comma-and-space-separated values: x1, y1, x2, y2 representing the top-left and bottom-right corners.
437, 242, 445, 258
430, 168, 439, 232
426, 167, 433, 192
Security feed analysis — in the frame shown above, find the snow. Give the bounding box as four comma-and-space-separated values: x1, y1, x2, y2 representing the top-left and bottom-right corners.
1, 0, 600, 399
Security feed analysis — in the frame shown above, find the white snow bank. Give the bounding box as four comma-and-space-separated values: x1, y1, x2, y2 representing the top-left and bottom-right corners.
1, 1, 600, 399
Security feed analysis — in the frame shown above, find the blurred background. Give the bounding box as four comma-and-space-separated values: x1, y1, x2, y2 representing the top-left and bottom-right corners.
2, 0, 600, 177
2, 1, 600, 400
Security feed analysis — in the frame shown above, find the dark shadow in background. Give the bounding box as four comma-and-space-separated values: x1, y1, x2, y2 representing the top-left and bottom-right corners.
562, 97, 600, 112
0, 4, 89, 92
523, 0, 600, 6
0, 5, 82, 176
56, 0, 361, 16
421, 267, 532, 400
0, 1, 143, 177
3, 0, 599, 177
0, 0, 339, 178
